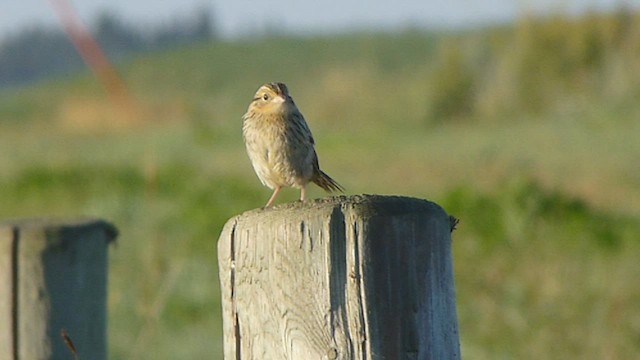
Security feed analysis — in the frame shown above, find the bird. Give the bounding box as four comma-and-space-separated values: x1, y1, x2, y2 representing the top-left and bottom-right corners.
242, 82, 344, 207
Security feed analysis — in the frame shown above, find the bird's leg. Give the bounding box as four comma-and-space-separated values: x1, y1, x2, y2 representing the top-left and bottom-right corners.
300, 185, 306, 202
265, 186, 281, 208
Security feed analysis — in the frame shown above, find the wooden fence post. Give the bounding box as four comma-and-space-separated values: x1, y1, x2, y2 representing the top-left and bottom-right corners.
218, 195, 460, 359
0, 218, 117, 360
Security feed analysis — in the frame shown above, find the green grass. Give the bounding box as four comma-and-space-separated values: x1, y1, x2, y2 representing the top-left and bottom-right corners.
442, 180, 640, 359
1, 12, 640, 359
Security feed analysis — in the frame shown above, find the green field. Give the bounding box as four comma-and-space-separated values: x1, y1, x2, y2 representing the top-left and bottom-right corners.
1, 13, 639, 359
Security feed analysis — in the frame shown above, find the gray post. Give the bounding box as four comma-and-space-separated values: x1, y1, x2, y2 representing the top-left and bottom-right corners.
218, 195, 460, 359
0, 218, 117, 360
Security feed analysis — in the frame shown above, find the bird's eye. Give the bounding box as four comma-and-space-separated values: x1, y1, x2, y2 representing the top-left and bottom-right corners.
262, 94, 269, 101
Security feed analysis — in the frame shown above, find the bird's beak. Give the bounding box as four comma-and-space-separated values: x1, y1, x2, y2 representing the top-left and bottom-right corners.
273, 95, 286, 104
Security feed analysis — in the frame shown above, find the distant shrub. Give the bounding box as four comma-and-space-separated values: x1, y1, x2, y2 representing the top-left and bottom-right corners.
427, 44, 476, 123
426, 9, 640, 122
484, 11, 640, 116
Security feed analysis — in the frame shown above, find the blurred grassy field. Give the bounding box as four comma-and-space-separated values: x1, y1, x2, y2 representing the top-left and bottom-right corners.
1, 12, 639, 359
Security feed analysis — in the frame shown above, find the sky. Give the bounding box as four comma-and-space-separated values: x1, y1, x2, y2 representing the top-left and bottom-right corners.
0, 0, 638, 40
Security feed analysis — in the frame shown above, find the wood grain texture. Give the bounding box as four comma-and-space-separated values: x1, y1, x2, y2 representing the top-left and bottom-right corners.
0, 218, 117, 360
0, 226, 14, 359
218, 195, 460, 360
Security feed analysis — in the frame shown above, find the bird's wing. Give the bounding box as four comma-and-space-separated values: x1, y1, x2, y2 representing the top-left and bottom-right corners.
291, 111, 315, 146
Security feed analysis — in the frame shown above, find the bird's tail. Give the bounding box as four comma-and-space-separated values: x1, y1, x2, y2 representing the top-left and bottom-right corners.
313, 171, 345, 193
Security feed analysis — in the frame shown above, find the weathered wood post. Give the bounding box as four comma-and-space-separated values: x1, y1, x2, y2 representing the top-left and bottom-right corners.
0, 218, 117, 360
218, 195, 460, 359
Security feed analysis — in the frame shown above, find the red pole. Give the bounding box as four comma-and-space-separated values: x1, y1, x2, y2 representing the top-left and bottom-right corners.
49, 0, 135, 110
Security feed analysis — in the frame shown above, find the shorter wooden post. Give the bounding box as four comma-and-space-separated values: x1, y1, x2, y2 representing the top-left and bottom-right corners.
218, 195, 460, 359
0, 218, 117, 360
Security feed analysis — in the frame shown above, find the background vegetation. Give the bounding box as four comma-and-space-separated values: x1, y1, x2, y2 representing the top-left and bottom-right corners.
1, 9, 639, 359
0, 8, 214, 88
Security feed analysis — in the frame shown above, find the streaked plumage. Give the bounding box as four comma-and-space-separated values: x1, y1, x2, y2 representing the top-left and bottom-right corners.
242, 82, 343, 207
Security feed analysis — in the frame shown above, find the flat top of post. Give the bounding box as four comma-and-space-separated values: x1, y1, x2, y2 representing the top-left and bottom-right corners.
239, 194, 448, 220
0, 217, 118, 242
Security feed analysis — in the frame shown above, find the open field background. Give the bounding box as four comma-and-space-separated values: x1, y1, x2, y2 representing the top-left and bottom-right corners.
1, 12, 639, 359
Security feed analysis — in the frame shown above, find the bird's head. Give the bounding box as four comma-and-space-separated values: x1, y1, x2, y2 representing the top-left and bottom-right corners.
249, 82, 295, 115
